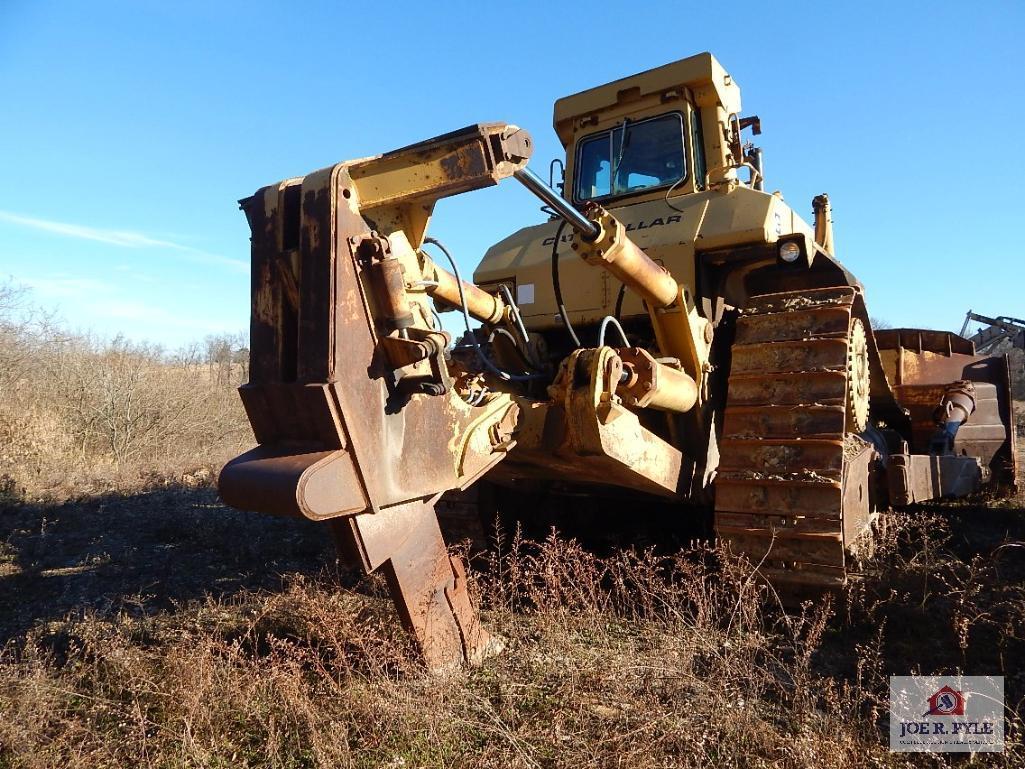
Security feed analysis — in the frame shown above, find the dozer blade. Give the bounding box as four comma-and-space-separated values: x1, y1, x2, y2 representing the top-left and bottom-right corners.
875, 328, 1017, 487
218, 124, 536, 669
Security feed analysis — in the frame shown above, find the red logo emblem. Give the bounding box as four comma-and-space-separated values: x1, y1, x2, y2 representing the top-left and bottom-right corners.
924, 685, 965, 716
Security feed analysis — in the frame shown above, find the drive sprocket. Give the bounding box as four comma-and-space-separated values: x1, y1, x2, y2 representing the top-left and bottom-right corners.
847, 318, 870, 433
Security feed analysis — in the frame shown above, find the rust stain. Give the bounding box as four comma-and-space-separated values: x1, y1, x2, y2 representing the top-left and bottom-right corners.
440, 145, 487, 181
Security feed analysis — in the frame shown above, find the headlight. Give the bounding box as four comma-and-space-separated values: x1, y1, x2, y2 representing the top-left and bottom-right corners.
778, 241, 801, 263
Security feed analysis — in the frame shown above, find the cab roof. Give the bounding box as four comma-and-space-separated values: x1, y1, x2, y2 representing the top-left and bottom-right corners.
552, 52, 741, 146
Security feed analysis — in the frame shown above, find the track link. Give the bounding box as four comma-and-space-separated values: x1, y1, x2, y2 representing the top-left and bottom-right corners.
715, 287, 875, 595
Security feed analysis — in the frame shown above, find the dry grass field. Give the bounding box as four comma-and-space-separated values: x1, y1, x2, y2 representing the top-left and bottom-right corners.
1, 289, 1023, 768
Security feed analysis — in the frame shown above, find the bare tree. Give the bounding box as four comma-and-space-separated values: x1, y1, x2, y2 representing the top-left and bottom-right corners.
204, 332, 248, 386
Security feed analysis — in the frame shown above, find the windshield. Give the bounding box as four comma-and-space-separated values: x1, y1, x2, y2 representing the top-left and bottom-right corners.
574, 113, 686, 202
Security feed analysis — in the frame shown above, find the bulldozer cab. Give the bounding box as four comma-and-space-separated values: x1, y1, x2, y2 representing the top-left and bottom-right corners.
555, 52, 741, 205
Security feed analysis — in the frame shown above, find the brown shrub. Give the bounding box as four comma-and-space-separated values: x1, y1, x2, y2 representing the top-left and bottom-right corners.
0, 282, 249, 498
1, 519, 1022, 768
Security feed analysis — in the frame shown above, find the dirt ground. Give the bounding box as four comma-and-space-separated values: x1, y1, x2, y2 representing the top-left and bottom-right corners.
0, 483, 335, 645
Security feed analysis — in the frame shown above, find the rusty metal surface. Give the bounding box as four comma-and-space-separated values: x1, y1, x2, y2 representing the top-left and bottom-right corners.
961, 312, 1025, 353
841, 441, 874, 546
339, 499, 499, 668
888, 454, 984, 506
876, 328, 977, 357
715, 478, 842, 518
735, 305, 850, 345
558, 347, 682, 495
219, 445, 366, 521
720, 438, 846, 478
726, 371, 848, 406
218, 63, 1022, 662
895, 382, 1007, 469
220, 124, 539, 669
723, 404, 846, 438
731, 337, 849, 376
364, 239, 416, 331
716, 289, 1011, 596
230, 126, 534, 518
934, 380, 977, 426
423, 253, 507, 324
348, 123, 533, 210
240, 181, 302, 385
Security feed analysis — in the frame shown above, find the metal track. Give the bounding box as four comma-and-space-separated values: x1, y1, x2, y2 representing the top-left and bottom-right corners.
714, 286, 875, 594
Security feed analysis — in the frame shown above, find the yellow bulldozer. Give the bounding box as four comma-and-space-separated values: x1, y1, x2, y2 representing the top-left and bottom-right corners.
219, 53, 1017, 669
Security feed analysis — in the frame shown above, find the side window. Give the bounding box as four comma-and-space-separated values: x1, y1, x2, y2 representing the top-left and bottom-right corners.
575, 133, 612, 200
691, 107, 707, 191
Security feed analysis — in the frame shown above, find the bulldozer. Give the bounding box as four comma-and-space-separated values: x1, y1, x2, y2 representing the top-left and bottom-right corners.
219, 53, 1018, 670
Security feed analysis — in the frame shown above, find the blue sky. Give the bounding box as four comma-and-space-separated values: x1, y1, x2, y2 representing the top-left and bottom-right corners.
1, 1, 1022, 348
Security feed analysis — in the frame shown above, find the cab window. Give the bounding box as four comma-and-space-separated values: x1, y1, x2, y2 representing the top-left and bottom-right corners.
574, 113, 687, 202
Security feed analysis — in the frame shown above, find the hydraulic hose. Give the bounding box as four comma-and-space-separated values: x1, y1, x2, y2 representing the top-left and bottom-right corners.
597, 315, 630, 348
550, 220, 582, 348
614, 282, 627, 322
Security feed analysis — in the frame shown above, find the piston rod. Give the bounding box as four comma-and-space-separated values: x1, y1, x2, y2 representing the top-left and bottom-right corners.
514, 167, 600, 240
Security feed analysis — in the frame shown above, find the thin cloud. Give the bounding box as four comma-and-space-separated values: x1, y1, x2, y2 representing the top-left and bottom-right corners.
0, 210, 248, 273
24, 275, 113, 299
